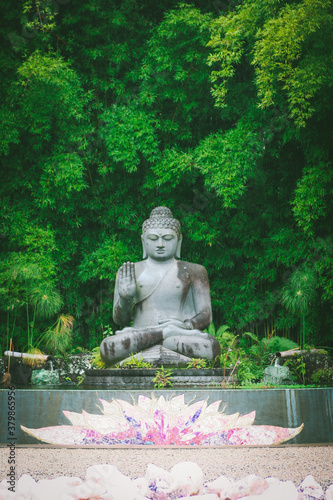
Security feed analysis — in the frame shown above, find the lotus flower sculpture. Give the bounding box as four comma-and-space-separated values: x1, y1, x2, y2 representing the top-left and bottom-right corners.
21, 394, 303, 446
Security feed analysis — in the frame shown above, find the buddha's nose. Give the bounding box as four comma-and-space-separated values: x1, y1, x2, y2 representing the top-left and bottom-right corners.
157, 237, 164, 247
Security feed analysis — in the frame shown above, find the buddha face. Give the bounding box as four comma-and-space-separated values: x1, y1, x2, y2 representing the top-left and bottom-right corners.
142, 228, 181, 261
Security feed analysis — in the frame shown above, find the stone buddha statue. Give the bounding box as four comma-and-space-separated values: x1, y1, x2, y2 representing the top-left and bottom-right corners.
100, 207, 220, 365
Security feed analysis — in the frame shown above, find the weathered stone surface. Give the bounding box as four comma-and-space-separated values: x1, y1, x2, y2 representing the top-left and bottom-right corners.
100, 207, 220, 366
279, 351, 333, 385
0, 358, 6, 381
263, 365, 293, 385
83, 367, 233, 387
31, 369, 59, 385
52, 354, 92, 377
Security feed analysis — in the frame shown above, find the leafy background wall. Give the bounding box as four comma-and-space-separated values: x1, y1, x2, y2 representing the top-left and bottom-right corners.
0, 0, 332, 354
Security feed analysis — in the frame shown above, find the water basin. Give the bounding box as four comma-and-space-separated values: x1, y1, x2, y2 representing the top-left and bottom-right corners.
0, 387, 332, 445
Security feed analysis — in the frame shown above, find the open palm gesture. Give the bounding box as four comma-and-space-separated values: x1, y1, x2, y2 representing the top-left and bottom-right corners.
118, 262, 136, 300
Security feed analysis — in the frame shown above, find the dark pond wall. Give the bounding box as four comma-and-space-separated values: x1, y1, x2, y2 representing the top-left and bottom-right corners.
0, 388, 332, 445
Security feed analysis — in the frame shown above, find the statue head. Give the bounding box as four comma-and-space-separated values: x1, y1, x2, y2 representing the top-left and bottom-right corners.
142, 207, 182, 260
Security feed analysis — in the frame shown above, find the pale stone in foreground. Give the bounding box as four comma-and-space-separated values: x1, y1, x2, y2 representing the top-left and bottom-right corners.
246, 479, 298, 500
206, 474, 234, 497
181, 495, 219, 500
0, 463, 332, 499
170, 461, 204, 496
142, 463, 173, 499
29, 476, 83, 500
0, 485, 15, 500
222, 474, 269, 499
16, 473, 36, 498
140, 461, 204, 499
298, 474, 325, 500
85, 464, 143, 500
325, 484, 333, 500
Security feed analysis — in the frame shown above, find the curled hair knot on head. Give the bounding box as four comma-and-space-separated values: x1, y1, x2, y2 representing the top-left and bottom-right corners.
142, 206, 181, 238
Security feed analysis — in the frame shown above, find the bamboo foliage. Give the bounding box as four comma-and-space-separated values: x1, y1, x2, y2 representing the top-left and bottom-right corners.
0, 0, 332, 353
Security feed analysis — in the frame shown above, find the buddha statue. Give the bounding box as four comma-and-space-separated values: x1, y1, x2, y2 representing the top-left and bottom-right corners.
100, 207, 220, 365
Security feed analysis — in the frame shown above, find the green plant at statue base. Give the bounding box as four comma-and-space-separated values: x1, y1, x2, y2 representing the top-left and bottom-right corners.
102, 325, 114, 338
91, 346, 106, 369
76, 374, 86, 386
186, 358, 208, 369
152, 366, 174, 388
119, 354, 153, 369
208, 324, 243, 368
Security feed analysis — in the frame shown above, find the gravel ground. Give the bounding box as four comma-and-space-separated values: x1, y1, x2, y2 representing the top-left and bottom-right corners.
1, 445, 332, 491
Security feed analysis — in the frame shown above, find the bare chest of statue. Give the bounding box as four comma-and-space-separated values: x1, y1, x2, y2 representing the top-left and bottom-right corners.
133, 260, 192, 328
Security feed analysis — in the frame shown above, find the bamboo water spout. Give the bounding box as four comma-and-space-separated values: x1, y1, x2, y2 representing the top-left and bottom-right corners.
4, 351, 51, 362
276, 348, 327, 358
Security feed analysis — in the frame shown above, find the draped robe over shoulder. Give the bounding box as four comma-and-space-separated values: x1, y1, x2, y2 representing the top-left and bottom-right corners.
113, 259, 212, 331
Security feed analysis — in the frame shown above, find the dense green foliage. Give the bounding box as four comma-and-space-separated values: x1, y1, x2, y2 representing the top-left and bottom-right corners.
0, 0, 332, 355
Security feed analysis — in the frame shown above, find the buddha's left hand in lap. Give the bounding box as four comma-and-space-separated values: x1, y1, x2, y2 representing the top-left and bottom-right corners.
158, 319, 209, 339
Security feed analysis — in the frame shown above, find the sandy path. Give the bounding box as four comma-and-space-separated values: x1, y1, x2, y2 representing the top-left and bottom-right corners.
1, 445, 332, 490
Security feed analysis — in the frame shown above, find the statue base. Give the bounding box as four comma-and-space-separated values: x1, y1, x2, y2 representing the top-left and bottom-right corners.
119, 345, 192, 367
83, 367, 234, 388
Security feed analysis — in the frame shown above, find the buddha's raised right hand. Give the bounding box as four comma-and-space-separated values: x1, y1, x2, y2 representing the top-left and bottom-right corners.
118, 261, 136, 301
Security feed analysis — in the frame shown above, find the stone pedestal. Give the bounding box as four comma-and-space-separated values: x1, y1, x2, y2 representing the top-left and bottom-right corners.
119, 345, 191, 367
83, 367, 233, 388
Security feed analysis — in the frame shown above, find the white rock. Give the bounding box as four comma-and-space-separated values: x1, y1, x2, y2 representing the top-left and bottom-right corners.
133, 477, 146, 491
298, 475, 325, 499
85, 463, 120, 484
170, 461, 204, 496
85, 463, 142, 500
264, 476, 281, 489
0, 492, 16, 500
62, 479, 107, 499
30, 476, 83, 500
325, 484, 333, 500
16, 474, 37, 499
181, 495, 219, 500
0, 480, 17, 500
225, 474, 269, 500
143, 463, 172, 499
206, 475, 234, 496
145, 464, 171, 484
247, 479, 298, 500
0, 480, 9, 490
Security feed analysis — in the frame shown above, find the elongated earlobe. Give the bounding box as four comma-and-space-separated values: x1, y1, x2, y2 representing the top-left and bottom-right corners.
141, 235, 147, 259
176, 236, 182, 259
